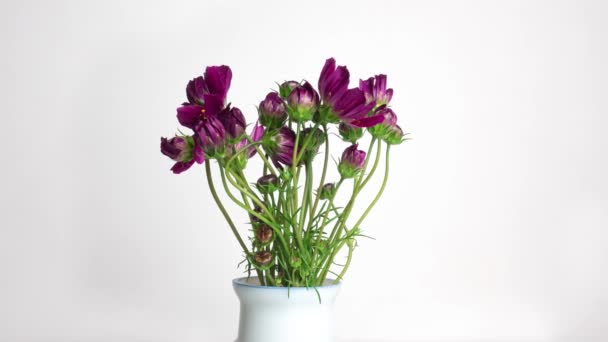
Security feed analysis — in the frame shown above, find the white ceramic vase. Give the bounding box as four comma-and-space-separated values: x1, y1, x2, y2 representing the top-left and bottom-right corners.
232, 277, 341, 342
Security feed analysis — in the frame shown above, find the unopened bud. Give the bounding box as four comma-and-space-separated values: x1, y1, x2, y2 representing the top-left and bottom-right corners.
320, 183, 336, 200
256, 174, 280, 194
254, 251, 273, 265
256, 224, 273, 244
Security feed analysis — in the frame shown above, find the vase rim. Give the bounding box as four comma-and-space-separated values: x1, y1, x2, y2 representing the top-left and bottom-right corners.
232, 277, 340, 289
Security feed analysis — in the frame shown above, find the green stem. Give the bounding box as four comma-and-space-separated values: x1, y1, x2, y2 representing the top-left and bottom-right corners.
352, 144, 391, 232
334, 239, 354, 284
307, 125, 329, 232
204, 162, 249, 255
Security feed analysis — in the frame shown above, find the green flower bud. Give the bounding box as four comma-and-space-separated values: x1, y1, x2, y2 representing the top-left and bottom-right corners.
290, 256, 302, 268
279, 80, 299, 99
385, 124, 406, 145
319, 183, 336, 200
299, 127, 326, 163
338, 123, 363, 144
256, 174, 280, 194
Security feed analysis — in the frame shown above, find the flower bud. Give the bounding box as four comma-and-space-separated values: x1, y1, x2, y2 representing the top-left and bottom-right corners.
262, 126, 297, 167
287, 81, 319, 123
279, 80, 300, 99
338, 144, 366, 179
161, 136, 192, 162
338, 122, 363, 143
250, 205, 264, 225
195, 115, 226, 159
385, 124, 406, 145
290, 256, 302, 268
368, 105, 398, 140
254, 251, 273, 265
255, 224, 273, 244
299, 127, 325, 163
160, 135, 205, 174
259, 92, 287, 129
218, 106, 246, 142
319, 183, 336, 200
256, 174, 280, 194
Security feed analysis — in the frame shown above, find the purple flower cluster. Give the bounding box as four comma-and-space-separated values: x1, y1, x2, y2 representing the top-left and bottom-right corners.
160, 65, 260, 173
161, 58, 405, 174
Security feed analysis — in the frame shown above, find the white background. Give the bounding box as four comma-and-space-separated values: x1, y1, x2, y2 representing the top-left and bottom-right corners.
1, 0, 607, 341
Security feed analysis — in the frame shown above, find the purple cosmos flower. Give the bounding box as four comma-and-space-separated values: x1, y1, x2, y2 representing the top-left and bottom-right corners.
338, 144, 366, 178
194, 115, 226, 158
218, 106, 246, 142
160, 135, 204, 174
176, 94, 224, 130
330, 88, 381, 127
262, 126, 297, 167
359, 74, 393, 106
287, 81, 319, 122
317, 58, 382, 128
259, 92, 287, 129
186, 65, 232, 106
279, 80, 300, 99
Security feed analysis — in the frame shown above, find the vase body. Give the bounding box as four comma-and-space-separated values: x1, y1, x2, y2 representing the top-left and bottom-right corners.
232, 277, 340, 342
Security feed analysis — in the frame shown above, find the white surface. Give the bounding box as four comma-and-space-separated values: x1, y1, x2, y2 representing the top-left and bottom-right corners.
1, 0, 607, 341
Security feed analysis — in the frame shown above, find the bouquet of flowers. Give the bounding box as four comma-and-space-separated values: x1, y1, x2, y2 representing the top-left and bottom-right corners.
161, 58, 406, 287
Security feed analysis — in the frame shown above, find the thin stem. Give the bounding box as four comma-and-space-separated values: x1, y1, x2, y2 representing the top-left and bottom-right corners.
307, 125, 329, 232
334, 239, 354, 284
204, 162, 250, 257
352, 144, 391, 231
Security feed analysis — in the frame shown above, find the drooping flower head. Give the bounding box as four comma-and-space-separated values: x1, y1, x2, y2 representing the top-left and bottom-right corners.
262, 126, 297, 167
287, 81, 319, 122
316, 58, 382, 127
160, 135, 204, 174
258, 92, 287, 129
359, 74, 393, 106
338, 144, 366, 178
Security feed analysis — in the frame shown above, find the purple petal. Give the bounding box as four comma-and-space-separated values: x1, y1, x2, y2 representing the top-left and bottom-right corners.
203, 94, 224, 117
171, 160, 195, 174
204, 65, 232, 101
318, 58, 349, 103
176, 105, 203, 129
193, 144, 205, 164
385, 88, 394, 104
350, 114, 384, 128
